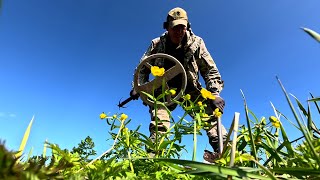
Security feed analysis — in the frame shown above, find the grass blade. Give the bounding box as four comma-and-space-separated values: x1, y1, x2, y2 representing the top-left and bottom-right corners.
43, 139, 48, 158
270, 102, 295, 158
301, 27, 320, 42
309, 93, 320, 134
15, 115, 35, 161
276, 76, 320, 166
27, 146, 33, 161
155, 158, 273, 180
240, 89, 257, 167
290, 94, 313, 139
272, 167, 320, 177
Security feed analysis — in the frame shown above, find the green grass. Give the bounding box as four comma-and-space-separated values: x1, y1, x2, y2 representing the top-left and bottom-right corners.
1, 78, 320, 179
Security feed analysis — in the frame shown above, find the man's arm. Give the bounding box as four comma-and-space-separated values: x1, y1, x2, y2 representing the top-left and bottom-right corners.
197, 38, 224, 95
196, 38, 225, 112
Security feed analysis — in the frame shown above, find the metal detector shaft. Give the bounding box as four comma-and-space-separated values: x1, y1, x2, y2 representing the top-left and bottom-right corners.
118, 96, 135, 108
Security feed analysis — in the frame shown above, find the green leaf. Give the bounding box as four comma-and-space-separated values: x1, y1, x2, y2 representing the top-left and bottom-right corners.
154, 158, 273, 180
260, 142, 284, 166
273, 167, 320, 177
308, 97, 320, 102
158, 140, 172, 150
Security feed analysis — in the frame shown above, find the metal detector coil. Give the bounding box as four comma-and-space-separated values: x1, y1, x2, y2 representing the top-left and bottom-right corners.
133, 53, 187, 107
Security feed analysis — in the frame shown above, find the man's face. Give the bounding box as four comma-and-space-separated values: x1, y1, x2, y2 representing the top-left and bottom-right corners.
167, 24, 187, 45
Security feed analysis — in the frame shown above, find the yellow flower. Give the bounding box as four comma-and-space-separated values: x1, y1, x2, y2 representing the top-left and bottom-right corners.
100, 112, 107, 119
120, 113, 128, 121
197, 101, 203, 106
269, 116, 280, 128
272, 121, 281, 128
151, 66, 165, 77
269, 116, 278, 123
122, 127, 129, 134
202, 113, 209, 118
183, 94, 191, 100
200, 88, 215, 100
216, 112, 222, 118
169, 89, 176, 96
201, 113, 210, 121
244, 136, 251, 142
214, 108, 222, 118
112, 114, 117, 119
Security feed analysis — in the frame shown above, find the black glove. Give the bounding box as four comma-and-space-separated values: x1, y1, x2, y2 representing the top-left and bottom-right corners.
211, 96, 225, 113
130, 89, 140, 100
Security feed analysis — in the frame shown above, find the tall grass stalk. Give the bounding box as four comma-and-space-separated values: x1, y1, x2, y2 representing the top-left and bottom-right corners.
193, 117, 198, 161
42, 139, 48, 158
229, 112, 240, 167
27, 146, 33, 160
16, 115, 34, 162
276, 76, 320, 165
240, 90, 257, 167
270, 102, 295, 158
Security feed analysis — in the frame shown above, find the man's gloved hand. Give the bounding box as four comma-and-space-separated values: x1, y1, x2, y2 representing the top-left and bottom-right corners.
130, 89, 140, 100
211, 96, 225, 113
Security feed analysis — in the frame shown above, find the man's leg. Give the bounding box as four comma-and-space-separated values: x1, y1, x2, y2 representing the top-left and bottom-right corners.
206, 117, 227, 153
148, 106, 171, 156
202, 99, 227, 163
187, 90, 227, 154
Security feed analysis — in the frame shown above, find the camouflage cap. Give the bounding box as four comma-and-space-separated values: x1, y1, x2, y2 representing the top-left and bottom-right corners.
167, 7, 188, 28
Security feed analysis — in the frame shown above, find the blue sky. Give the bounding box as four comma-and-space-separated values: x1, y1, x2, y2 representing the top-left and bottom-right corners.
0, 0, 319, 161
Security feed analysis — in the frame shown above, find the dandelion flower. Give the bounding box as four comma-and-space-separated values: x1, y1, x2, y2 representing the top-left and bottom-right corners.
100, 112, 107, 119
201, 113, 210, 121
269, 116, 280, 128
151, 66, 165, 77
122, 127, 129, 133
120, 113, 128, 121
169, 89, 176, 95
214, 108, 222, 118
272, 121, 281, 128
183, 94, 191, 100
200, 88, 215, 100
269, 116, 278, 123
197, 101, 203, 106
202, 113, 209, 118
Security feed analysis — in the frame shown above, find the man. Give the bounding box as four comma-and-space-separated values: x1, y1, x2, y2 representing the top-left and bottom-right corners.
131, 7, 227, 162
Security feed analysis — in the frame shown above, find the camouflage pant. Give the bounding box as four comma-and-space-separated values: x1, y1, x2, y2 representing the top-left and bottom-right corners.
149, 90, 227, 152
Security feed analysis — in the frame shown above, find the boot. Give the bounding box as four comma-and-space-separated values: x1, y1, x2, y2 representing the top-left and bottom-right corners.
203, 150, 221, 163
203, 135, 226, 163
